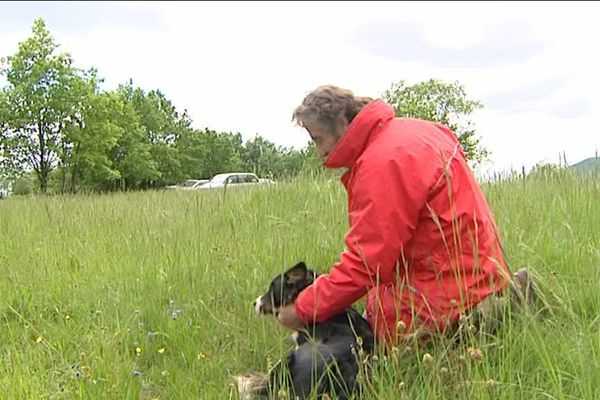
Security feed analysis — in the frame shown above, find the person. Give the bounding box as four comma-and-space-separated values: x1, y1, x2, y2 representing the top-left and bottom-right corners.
277, 85, 531, 347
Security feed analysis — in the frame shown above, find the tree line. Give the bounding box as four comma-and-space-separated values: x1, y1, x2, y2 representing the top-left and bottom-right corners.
1, 19, 486, 195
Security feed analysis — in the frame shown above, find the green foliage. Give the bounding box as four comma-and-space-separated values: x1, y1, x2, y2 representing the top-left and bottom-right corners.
382, 79, 488, 164
0, 18, 92, 193
240, 136, 313, 179
67, 90, 124, 190
11, 172, 35, 195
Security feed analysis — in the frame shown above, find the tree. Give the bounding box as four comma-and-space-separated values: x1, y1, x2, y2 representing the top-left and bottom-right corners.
0, 18, 91, 193
119, 84, 193, 186
55, 68, 107, 193
201, 130, 243, 178
382, 79, 488, 164
108, 87, 160, 190
66, 89, 124, 191
241, 136, 280, 177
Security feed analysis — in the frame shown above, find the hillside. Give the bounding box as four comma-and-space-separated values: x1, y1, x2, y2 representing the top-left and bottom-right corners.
570, 157, 600, 174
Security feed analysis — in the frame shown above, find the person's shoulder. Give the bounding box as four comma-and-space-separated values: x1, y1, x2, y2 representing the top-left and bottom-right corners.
386, 117, 460, 149
391, 117, 449, 135
370, 117, 439, 154
358, 117, 458, 176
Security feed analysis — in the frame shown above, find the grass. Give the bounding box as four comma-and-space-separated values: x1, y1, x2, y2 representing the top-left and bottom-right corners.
0, 171, 598, 399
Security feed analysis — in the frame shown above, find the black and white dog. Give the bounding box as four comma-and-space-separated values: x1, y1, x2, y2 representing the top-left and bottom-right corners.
236, 261, 375, 400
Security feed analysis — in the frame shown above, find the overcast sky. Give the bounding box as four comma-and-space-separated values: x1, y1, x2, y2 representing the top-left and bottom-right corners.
1, 1, 598, 175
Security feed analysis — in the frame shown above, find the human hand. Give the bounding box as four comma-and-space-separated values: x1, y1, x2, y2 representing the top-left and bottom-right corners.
277, 303, 305, 331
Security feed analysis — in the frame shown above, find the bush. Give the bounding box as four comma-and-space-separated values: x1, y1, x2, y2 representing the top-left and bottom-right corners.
12, 174, 35, 195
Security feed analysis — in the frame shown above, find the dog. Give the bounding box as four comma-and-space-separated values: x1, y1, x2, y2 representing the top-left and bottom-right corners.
235, 261, 375, 400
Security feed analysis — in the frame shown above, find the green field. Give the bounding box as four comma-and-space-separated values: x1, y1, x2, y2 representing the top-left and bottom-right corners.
1, 172, 599, 399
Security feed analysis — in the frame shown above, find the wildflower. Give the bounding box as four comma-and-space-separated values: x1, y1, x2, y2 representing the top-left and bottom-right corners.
135, 346, 142, 355
397, 381, 405, 390
197, 351, 206, 360
171, 309, 182, 319
65, 314, 71, 320
467, 347, 484, 362
422, 353, 434, 366
161, 370, 169, 377
35, 336, 43, 344
158, 347, 165, 354
396, 320, 406, 332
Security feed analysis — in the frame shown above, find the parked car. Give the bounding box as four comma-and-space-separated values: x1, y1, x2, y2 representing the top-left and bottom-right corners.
194, 173, 275, 190
166, 179, 209, 190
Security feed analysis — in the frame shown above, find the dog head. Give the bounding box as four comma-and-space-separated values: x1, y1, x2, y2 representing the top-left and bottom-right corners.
253, 261, 319, 315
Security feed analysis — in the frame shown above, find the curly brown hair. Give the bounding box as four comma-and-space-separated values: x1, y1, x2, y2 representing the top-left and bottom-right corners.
292, 85, 373, 131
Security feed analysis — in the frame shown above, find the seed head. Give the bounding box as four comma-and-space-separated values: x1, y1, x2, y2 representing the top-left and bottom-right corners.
422, 353, 434, 366
468, 347, 484, 362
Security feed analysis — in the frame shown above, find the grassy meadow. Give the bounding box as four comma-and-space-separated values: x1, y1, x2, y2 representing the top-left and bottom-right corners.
0, 171, 599, 399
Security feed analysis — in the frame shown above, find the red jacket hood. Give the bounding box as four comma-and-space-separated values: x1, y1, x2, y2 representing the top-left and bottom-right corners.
324, 99, 396, 169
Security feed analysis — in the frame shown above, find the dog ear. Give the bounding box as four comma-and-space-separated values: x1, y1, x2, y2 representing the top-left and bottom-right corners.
285, 262, 307, 285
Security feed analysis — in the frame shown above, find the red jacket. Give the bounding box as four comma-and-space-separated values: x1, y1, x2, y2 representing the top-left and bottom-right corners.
295, 99, 510, 345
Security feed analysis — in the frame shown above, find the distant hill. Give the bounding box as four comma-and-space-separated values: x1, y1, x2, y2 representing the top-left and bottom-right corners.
570, 157, 600, 174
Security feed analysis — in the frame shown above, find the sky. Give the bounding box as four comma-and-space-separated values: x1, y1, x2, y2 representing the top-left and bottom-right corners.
1, 1, 599, 176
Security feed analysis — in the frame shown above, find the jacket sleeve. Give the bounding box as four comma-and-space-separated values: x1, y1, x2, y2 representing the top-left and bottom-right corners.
295, 152, 437, 323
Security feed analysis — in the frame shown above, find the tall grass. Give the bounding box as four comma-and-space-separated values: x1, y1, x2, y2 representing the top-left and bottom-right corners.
0, 172, 598, 399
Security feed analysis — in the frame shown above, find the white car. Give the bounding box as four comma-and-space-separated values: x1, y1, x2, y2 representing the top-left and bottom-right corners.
166, 179, 209, 190
194, 173, 275, 190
